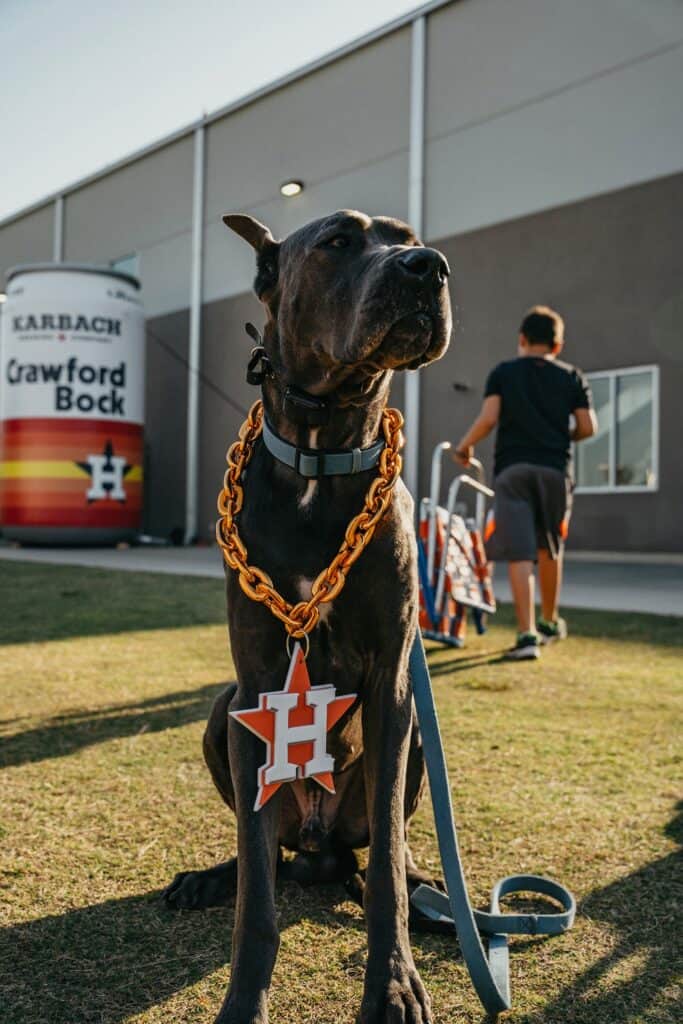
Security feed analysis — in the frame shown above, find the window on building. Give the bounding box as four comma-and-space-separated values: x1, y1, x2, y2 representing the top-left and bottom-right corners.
575, 365, 659, 493
110, 253, 139, 279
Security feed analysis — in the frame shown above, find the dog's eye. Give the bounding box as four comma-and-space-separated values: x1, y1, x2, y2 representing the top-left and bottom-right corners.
325, 234, 350, 249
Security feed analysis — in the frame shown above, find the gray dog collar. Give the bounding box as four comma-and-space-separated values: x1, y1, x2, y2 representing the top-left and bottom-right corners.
262, 419, 385, 477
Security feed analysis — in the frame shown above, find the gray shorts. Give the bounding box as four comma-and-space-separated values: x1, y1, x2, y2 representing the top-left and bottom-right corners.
484, 463, 573, 562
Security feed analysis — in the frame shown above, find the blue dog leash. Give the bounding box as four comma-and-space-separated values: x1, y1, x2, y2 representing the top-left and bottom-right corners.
408, 632, 576, 1017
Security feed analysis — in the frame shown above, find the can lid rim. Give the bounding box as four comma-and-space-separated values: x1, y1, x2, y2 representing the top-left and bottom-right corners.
6, 262, 141, 291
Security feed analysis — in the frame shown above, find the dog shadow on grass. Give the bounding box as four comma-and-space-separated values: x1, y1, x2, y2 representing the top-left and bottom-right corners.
0, 883, 366, 1024
0, 681, 229, 770
1, 890, 230, 1023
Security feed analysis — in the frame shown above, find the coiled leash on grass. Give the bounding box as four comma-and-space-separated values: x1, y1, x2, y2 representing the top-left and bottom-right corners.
409, 633, 576, 1017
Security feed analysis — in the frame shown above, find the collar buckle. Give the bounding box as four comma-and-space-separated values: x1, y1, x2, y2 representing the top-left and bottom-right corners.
293, 448, 321, 477
245, 322, 273, 386
246, 345, 272, 386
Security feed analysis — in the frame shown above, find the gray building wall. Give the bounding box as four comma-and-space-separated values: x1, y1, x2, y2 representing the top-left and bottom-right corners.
424, 0, 683, 238
0, 204, 54, 278
143, 307, 191, 537
1, 0, 682, 551
197, 291, 260, 539
64, 137, 194, 317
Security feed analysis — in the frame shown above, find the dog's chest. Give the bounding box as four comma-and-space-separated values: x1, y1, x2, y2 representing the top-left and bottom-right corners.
243, 453, 378, 590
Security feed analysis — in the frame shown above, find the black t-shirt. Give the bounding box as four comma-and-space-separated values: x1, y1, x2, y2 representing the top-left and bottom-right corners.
484, 356, 592, 476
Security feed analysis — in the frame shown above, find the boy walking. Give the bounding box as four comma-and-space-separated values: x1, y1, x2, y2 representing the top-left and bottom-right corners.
453, 306, 597, 660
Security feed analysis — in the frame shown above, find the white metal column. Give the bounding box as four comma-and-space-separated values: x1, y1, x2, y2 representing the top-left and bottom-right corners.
405, 15, 426, 498
185, 122, 206, 544
53, 196, 64, 262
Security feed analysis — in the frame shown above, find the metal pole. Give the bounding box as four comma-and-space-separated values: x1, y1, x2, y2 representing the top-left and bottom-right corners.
53, 196, 64, 262
185, 122, 205, 544
405, 15, 426, 498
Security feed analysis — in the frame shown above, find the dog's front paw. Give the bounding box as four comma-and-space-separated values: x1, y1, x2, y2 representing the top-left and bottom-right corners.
214, 992, 268, 1024
214, 1010, 267, 1024
161, 860, 236, 909
358, 958, 432, 1024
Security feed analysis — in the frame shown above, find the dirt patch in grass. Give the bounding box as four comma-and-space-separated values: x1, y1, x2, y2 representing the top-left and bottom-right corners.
1, 561, 681, 1023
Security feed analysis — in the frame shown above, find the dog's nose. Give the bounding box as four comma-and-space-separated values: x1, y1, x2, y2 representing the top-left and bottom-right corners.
397, 247, 449, 285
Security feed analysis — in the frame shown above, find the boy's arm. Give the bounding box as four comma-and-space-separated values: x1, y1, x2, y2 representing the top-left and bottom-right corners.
571, 407, 598, 441
570, 368, 597, 441
452, 395, 501, 466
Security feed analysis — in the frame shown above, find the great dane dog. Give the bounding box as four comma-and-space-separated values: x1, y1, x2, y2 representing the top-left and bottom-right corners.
164, 210, 452, 1023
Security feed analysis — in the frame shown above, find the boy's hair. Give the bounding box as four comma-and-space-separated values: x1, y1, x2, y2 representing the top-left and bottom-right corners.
520, 305, 564, 348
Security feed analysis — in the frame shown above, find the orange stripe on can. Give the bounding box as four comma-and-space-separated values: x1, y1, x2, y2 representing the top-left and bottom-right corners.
0, 417, 143, 530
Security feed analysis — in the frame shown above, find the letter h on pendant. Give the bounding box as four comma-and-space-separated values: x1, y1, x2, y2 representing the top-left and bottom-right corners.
264, 688, 336, 784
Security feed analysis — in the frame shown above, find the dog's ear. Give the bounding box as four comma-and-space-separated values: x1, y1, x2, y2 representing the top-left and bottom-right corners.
223, 214, 279, 299
223, 214, 274, 252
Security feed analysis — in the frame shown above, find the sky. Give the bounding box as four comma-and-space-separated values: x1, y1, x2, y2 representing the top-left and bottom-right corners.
1, 0, 423, 223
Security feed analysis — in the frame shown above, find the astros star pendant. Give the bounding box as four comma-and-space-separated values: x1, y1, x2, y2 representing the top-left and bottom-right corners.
230, 642, 357, 811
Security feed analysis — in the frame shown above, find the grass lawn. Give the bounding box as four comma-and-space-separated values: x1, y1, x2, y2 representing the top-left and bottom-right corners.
1, 560, 681, 1024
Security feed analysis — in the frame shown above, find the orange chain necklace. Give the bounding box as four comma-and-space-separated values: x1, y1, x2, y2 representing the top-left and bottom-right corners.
216, 399, 404, 641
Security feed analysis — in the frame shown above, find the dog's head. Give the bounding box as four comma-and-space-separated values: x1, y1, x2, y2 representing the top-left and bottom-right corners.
224, 209, 452, 395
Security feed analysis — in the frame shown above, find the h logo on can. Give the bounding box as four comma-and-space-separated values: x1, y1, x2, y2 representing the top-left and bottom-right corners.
77, 441, 132, 504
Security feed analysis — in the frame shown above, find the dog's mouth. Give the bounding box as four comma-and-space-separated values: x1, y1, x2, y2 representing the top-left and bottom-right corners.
398, 309, 434, 337
375, 308, 448, 370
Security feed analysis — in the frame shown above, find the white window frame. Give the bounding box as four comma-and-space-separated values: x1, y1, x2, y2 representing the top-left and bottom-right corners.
575, 364, 659, 495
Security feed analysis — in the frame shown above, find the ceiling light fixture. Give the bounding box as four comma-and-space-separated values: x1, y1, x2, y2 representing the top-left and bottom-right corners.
280, 180, 303, 198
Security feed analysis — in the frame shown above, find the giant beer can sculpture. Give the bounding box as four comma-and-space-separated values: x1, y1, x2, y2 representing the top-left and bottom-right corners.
0, 264, 145, 544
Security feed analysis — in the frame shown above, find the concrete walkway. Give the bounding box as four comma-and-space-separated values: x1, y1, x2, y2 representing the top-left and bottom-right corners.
0, 543, 227, 580
492, 560, 683, 617
1, 543, 682, 617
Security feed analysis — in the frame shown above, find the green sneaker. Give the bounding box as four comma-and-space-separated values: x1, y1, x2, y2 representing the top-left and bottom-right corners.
537, 617, 568, 645
503, 632, 540, 661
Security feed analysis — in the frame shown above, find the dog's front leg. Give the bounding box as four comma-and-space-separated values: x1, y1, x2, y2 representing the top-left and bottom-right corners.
214, 689, 282, 1024
359, 653, 432, 1024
